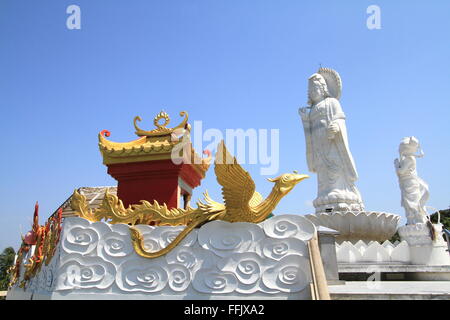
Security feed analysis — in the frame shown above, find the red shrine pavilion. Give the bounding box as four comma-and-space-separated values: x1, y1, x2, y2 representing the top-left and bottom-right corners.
98, 111, 210, 209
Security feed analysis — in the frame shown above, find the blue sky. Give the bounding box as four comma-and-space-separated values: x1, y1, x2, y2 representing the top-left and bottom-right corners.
0, 0, 449, 250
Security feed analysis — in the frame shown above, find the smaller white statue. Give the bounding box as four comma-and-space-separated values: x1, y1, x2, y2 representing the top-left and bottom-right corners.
394, 137, 429, 225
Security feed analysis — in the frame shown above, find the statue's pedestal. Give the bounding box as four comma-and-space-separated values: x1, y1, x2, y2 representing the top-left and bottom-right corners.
398, 223, 450, 267
306, 211, 400, 244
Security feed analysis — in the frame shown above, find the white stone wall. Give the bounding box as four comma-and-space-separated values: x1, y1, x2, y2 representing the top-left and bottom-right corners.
335, 240, 410, 264
8, 215, 316, 300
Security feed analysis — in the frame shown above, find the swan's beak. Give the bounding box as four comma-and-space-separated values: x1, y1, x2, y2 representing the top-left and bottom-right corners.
278, 173, 309, 195
293, 174, 309, 184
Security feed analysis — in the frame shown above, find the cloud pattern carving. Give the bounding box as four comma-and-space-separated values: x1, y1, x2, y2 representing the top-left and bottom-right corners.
29, 215, 315, 296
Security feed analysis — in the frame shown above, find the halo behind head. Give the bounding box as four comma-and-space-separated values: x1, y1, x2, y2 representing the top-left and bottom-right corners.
317, 67, 342, 100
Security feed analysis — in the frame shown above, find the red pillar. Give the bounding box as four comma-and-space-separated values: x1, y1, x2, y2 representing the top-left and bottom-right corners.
107, 159, 204, 209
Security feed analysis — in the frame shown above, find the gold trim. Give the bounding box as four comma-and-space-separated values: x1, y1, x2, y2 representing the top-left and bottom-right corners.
100, 153, 174, 165
70, 188, 218, 226
99, 133, 147, 149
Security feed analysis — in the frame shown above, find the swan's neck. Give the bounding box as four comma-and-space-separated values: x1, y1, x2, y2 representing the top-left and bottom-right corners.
252, 188, 284, 223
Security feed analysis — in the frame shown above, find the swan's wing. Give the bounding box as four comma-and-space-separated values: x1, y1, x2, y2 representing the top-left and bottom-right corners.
249, 191, 263, 207
214, 140, 255, 217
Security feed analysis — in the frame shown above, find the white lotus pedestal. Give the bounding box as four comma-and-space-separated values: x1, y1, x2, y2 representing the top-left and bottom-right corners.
7, 215, 318, 300
306, 211, 400, 244
398, 223, 450, 271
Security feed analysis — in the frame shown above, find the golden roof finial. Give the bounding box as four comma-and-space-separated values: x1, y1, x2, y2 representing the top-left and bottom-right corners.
134, 111, 189, 137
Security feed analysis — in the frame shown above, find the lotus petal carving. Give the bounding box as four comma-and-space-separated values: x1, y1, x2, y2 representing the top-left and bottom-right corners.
336, 240, 411, 264
306, 211, 399, 243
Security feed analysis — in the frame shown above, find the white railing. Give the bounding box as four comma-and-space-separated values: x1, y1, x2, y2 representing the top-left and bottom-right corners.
336, 240, 410, 264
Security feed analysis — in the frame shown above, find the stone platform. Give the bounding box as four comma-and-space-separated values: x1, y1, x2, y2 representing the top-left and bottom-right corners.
329, 281, 450, 300
338, 263, 450, 281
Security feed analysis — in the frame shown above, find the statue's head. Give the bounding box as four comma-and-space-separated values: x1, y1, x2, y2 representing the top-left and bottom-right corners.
308, 73, 330, 105
268, 171, 309, 195
399, 136, 420, 156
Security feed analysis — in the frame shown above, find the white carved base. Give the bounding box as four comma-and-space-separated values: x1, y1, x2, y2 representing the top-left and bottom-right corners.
7, 215, 316, 300
398, 223, 450, 266
306, 211, 400, 243
313, 194, 365, 214
336, 240, 410, 264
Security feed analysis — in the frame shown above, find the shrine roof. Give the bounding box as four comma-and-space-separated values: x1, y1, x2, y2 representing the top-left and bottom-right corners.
99, 134, 177, 160
97, 111, 210, 176
53, 186, 117, 218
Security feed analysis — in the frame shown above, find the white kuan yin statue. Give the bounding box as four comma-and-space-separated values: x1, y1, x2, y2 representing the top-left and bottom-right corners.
394, 136, 429, 225
299, 68, 364, 213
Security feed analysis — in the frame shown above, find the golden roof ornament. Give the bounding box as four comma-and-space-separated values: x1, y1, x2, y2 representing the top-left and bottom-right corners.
134, 111, 189, 137
98, 110, 209, 176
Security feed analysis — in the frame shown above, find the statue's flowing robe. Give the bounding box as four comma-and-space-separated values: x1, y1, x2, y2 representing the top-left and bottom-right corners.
301, 97, 363, 211
396, 156, 429, 224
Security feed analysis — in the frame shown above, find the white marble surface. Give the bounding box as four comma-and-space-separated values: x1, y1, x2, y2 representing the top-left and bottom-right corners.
8, 215, 316, 300
399, 223, 450, 266
329, 281, 450, 300
336, 240, 410, 264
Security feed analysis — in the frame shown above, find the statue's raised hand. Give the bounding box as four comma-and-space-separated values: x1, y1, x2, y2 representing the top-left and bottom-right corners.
298, 107, 309, 121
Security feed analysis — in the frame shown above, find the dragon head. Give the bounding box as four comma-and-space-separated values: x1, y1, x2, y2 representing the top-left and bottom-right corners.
267, 171, 309, 195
